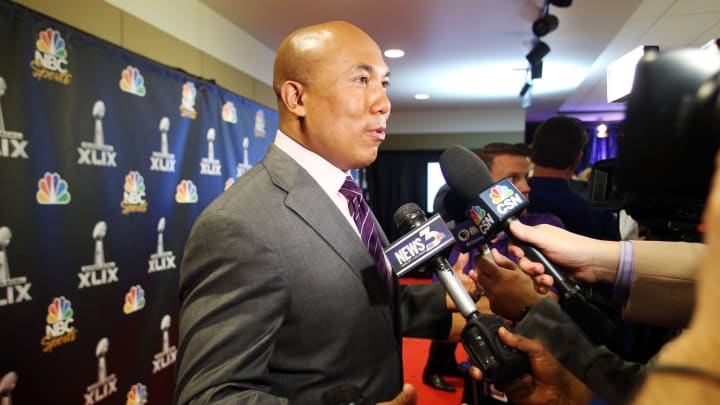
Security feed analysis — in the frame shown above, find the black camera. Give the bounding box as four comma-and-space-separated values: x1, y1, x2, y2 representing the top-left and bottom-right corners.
588, 48, 720, 241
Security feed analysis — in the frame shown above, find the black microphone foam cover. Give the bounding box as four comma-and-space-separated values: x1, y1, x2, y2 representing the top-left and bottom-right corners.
393, 202, 426, 234
439, 145, 494, 200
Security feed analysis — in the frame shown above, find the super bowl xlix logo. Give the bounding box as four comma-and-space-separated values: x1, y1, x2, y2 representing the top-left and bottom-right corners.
148, 217, 176, 273
77, 101, 118, 167
152, 315, 177, 373
84, 338, 118, 404
0, 77, 29, 159
78, 221, 119, 289
0, 227, 32, 306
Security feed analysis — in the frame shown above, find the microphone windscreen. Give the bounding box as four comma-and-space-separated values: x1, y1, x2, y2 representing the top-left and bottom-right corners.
439, 145, 494, 200
393, 202, 426, 234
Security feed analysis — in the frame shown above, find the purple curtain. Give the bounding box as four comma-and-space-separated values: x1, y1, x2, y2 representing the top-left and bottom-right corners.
578, 122, 621, 173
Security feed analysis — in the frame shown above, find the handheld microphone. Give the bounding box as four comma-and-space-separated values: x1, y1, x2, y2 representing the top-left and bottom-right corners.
439, 145, 617, 344
392, 203, 530, 383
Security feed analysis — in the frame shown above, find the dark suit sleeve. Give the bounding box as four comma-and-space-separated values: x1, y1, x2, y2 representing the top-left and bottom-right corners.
515, 297, 645, 404
175, 208, 290, 405
398, 283, 452, 340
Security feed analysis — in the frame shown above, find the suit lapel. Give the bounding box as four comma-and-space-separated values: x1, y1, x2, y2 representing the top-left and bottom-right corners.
262, 146, 392, 312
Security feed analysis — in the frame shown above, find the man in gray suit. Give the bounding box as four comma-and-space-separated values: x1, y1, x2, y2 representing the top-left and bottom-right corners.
174, 21, 457, 405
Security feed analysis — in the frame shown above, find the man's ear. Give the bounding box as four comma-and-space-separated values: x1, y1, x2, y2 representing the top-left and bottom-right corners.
280, 81, 306, 117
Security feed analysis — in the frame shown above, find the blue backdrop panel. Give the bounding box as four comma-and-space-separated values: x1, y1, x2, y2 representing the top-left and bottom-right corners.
0, 1, 278, 403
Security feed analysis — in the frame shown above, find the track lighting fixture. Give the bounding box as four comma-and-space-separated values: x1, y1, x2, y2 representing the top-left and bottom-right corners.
526, 41, 550, 65
531, 61, 543, 79
549, 0, 572, 7
532, 14, 558, 37
519, 81, 533, 108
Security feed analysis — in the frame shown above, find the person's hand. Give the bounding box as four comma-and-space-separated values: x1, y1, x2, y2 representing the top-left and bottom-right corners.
470, 248, 548, 321
445, 252, 481, 311
506, 222, 620, 293
377, 383, 417, 405
469, 328, 592, 405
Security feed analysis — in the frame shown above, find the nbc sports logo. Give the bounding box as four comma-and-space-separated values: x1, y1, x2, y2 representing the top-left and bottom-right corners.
29, 27, 72, 84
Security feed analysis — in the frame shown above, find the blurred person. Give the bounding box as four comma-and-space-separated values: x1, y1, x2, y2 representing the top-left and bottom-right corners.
175, 21, 464, 405
529, 117, 620, 242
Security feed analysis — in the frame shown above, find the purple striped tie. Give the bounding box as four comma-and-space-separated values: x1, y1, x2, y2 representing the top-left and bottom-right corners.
339, 176, 392, 300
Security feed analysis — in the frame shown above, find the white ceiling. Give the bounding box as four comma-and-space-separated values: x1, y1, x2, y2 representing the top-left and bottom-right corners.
199, 0, 720, 123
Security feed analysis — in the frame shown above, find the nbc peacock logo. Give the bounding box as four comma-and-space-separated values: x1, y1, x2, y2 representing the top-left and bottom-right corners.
489, 185, 514, 204
123, 285, 146, 314
41, 296, 78, 353
224, 177, 235, 191
175, 180, 198, 203
36, 172, 71, 205
470, 206, 488, 225
121, 171, 148, 215
179, 81, 197, 119
29, 27, 72, 84
119, 66, 146, 97
126, 383, 148, 405
222, 101, 237, 124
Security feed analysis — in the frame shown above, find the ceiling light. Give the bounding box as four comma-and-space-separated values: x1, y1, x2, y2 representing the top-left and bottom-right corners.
532, 14, 559, 37
384, 49, 405, 58
702, 38, 719, 52
414, 93, 430, 100
519, 81, 533, 108
526, 41, 550, 65
606, 45, 659, 102
549, 0, 572, 7
596, 123, 608, 138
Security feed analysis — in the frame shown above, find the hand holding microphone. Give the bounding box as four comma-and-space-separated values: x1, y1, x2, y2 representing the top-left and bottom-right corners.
389, 203, 530, 383
439, 145, 618, 345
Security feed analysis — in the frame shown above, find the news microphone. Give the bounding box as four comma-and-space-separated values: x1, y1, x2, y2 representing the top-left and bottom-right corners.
391, 202, 530, 383
439, 145, 580, 298
439, 145, 617, 344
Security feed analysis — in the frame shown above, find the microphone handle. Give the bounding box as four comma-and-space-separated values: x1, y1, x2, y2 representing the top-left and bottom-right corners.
503, 219, 618, 345
504, 219, 580, 301
432, 256, 478, 318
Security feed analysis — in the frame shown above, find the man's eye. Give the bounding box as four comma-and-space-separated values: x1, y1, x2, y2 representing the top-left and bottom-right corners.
382, 80, 390, 89
357, 76, 369, 84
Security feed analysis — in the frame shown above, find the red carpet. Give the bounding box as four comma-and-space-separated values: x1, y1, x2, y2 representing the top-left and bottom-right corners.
403, 336, 466, 404
401, 277, 466, 404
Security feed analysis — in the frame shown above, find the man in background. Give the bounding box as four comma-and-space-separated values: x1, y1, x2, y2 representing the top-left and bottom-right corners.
528, 117, 620, 241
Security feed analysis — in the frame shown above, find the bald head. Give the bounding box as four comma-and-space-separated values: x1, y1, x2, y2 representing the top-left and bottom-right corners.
273, 21, 379, 99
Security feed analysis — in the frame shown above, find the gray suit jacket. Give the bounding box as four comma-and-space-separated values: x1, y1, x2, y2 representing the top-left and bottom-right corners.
175, 145, 451, 404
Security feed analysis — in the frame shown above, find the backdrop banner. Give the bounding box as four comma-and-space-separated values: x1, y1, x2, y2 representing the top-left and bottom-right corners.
0, 1, 277, 403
